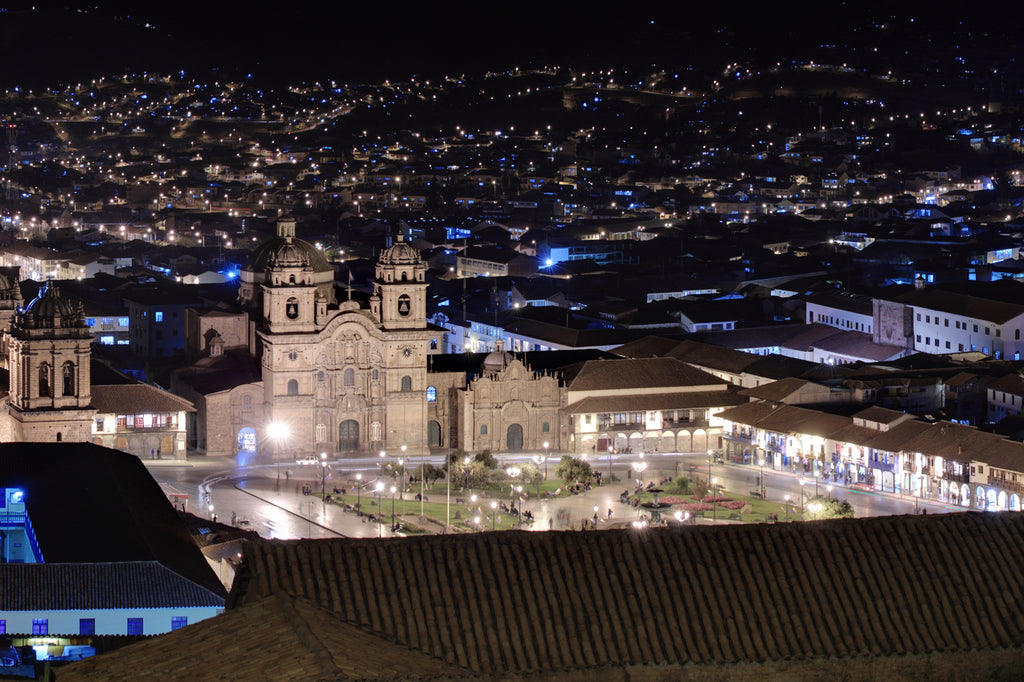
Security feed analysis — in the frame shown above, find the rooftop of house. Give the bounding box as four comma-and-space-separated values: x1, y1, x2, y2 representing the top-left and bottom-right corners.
0, 443, 225, 600
166, 512, 1024, 678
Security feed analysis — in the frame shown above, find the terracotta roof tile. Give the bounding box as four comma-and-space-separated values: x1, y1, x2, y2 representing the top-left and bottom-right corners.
224, 513, 1024, 675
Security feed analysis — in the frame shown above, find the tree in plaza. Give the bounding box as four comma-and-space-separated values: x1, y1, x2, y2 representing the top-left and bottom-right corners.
554, 455, 592, 484
804, 495, 854, 521
474, 450, 498, 469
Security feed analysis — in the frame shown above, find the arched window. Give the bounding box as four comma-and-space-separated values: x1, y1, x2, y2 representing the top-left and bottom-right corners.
372, 369, 379, 381
344, 368, 355, 386
401, 375, 412, 391
38, 363, 51, 398
426, 386, 436, 402
317, 371, 325, 382
542, 421, 550, 433
430, 339, 438, 350
62, 362, 75, 396
480, 424, 488, 435
287, 379, 298, 395
242, 395, 252, 411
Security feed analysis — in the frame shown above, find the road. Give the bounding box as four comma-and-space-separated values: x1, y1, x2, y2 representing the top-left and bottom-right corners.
145, 450, 955, 540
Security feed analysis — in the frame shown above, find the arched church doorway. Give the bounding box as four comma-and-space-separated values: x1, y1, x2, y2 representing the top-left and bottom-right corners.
428, 420, 441, 447
339, 420, 359, 452
506, 423, 523, 450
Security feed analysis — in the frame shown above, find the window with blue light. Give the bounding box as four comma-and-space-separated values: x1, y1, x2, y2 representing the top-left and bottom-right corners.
426, 386, 436, 402
118, 317, 129, 327
171, 617, 188, 631
32, 619, 47, 635
127, 618, 143, 635
154, 311, 163, 322
79, 618, 95, 635
100, 335, 115, 345
0, 620, 5, 634
85, 318, 96, 326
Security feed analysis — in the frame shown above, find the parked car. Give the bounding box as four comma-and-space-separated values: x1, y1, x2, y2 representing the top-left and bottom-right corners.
0, 638, 20, 667
296, 455, 319, 465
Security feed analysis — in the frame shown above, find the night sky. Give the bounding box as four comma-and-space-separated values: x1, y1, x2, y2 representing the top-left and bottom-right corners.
6, 3, 1024, 86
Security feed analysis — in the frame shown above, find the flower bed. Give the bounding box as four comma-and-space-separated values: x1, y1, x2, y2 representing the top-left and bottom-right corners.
673, 502, 714, 512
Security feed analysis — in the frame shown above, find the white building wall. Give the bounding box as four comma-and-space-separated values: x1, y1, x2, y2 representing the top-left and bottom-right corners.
0, 605, 223, 636
805, 302, 873, 333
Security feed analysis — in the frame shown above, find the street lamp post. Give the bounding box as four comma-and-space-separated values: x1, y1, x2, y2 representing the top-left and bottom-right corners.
784, 494, 790, 522
375, 482, 385, 537
268, 422, 289, 487
420, 453, 425, 518
355, 473, 362, 513
390, 485, 397, 531
760, 456, 766, 499
506, 466, 521, 525
632, 461, 647, 489
707, 448, 714, 491
799, 480, 806, 514
490, 500, 497, 530
543, 441, 549, 480
320, 452, 327, 514
712, 477, 718, 522
398, 458, 406, 518
608, 445, 614, 481
532, 454, 548, 497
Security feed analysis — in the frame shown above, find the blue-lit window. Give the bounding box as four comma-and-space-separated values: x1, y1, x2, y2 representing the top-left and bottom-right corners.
79, 618, 95, 635
171, 616, 187, 631
0, 619, 5, 634
85, 318, 96, 326
100, 335, 115, 345
127, 618, 143, 635
426, 386, 436, 402
118, 317, 129, 327
32, 619, 47, 635
154, 311, 163, 322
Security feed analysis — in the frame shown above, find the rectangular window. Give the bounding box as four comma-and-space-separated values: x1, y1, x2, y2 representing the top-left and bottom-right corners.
85, 317, 97, 326
127, 618, 144, 636
32, 618, 48, 635
154, 311, 163, 322
925, 337, 930, 345
916, 313, 921, 321
916, 335, 921, 342
118, 317, 129, 327
94, 417, 104, 431
974, 325, 979, 333
80, 618, 95, 635
0, 620, 5, 635
985, 327, 990, 335
925, 315, 930, 323
946, 341, 951, 349
945, 319, 949, 327
171, 617, 188, 631
100, 335, 115, 345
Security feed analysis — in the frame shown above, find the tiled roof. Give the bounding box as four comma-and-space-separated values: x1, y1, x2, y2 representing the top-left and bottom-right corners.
228, 513, 1024, 676
565, 357, 726, 392
564, 388, 747, 414
0, 443, 225, 598
91, 383, 195, 414
739, 377, 821, 402
0, 562, 225, 612
58, 593, 460, 681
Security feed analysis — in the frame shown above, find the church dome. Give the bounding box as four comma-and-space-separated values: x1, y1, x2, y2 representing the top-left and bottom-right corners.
379, 235, 421, 265
17, 281, 83, 330
482, 341, 513, 374
247, 235, 332, 274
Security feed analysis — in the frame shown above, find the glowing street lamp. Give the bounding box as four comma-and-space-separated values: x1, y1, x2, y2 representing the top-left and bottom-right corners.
355, 473, 362, 513
268, 422, 289, 485
375, 482, 385, 537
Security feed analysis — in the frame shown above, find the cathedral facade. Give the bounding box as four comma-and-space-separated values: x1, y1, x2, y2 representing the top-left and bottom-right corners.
174, 220, 434, 459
